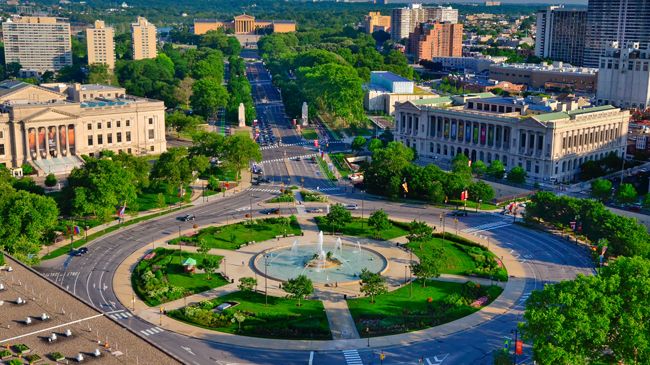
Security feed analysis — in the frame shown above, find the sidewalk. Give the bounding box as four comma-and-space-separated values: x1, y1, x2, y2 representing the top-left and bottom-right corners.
41, 170, 253, 257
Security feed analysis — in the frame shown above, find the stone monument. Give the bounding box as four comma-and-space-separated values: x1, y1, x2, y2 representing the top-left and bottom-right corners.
238, 103, 246, 127
301, 102, 308, 126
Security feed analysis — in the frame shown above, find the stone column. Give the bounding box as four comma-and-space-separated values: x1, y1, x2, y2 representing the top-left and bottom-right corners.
65, 125, 70, 155
55, 125, 60, 157
35, 128, 41, 160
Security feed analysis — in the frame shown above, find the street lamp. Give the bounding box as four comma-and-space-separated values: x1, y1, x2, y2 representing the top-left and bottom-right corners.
264, 254, 269, 306
477, 199, 482, 213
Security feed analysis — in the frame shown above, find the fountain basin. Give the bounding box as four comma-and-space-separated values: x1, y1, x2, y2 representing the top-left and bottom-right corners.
255, 242, 387, 284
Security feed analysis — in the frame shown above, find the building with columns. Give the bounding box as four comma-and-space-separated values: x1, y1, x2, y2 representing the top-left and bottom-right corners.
193, 15, 296, 35
0, 81, 166, 175
393, 94, 629, 183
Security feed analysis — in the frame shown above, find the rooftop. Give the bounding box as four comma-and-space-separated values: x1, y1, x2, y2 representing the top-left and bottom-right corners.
80, 84, 123, 91
371, 71, 413, 84
0, 254, 180, 364
493, 62, 598, 75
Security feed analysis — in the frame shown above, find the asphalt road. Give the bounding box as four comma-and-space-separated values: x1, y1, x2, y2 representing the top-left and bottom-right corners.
36, 55, 595, 365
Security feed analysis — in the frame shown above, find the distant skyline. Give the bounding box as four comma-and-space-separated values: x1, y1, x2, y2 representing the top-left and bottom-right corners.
418, 0, 588, 4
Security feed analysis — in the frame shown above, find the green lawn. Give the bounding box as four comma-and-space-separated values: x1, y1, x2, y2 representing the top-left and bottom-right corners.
42, 207, 188, 260
347, 279, 503, 336
132, 248, 227, 307
446, 199, 497, 211
406, 234, 508, 280
300, 190, 327, 202
301, 128, 318, 140
317, 157, 337, 181
330, 153, 353, 179
314, 217, 409, 240
169, 216, 302, 250
168, 291, 331, 339
267, 191, 295, 203
136, 184, 192, 211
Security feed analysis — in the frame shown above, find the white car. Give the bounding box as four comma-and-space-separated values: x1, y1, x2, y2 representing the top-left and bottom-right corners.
345, 204, 359, 210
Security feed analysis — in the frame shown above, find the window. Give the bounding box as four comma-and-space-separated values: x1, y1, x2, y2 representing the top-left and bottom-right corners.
117, 120, 121, 128
107, 121, 112, 128
150, 145, 154, 151
534, 165, 539, 174
126, 131, 131, 142
128, 148, 132, 154
148, 118, 153, 125
97, 122, 102, 129
117, 132, 122, 143
97, 135, 103, 145
126, 120, 131, 127
0, 131, 3, 138
0, 144, 4, 155
148, 129, 154, 139
108, 134, 113, 144
87, 123, 92, 130
87, 135, 93, 146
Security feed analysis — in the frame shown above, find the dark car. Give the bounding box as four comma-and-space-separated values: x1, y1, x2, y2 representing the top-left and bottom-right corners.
71, 247, 88, 256
179, 214, 196, 222
261, 208, 280, 215
259, 177, 271, 184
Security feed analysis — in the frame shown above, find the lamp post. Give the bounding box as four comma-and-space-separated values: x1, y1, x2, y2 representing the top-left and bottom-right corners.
477, 199, 482, 213
511, 328, 519, 365
409, 249, 413, 297
264, 254, 269, 306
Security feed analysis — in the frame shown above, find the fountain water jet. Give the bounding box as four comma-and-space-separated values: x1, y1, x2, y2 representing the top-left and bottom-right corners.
335, 237, 342, 253
291, 240, 298, 255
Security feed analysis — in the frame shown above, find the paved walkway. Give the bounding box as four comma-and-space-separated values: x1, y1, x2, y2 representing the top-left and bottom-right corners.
111, 213, 526, 350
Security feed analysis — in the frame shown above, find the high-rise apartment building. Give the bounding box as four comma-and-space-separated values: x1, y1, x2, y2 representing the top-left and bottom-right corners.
364, 12, 391, 34
584, 0, 650, 68
408, 22, 463, 62
131, 17, 157, 60
390, 4, 458, 41
86, 20, 115, 70
2, 16, 72, 73
596, 42, 650, 110
535, 6, 587, 66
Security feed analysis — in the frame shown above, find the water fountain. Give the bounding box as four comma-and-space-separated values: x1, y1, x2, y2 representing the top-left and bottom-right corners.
260, 232, 387, 284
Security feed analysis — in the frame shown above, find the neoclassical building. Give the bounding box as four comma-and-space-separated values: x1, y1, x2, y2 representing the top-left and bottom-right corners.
0, 81, 166, 175
394, 94, 629, 183
193, 14, 296, 35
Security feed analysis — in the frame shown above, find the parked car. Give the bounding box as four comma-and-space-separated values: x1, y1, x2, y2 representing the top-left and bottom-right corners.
449, 210, 468, 217
72, 247, 89, 256
261, 208, 280, 215
306, 208, 324, 213
345, 204, 359, 210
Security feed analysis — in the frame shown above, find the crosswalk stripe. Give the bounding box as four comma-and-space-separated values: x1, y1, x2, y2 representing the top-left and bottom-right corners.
248, 188, 282, 193
342, 350, 362, 364
462, 221, 512, 234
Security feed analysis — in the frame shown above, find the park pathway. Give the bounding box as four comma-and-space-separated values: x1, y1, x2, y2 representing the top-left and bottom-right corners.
319, 291, 360, 340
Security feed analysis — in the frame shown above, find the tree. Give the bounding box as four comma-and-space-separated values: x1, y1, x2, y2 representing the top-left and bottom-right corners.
368, 138, 383, 152
364, 141, 414, 199
0, 189, 58, 263
507, 166, 527, 184
591, 178, 613, 201
283, 275, 314, 306
410, 249, 443, 287
238, 277, 257, 292
202, 256, 220, 280
325, 203, 352, 233
468, 181, 495, 203
359, 268, 387, 303
487, 160, 506, 179
367, 209, 390, 237
44, 173, 57, 187
87, 63, 118, 85
197, 239, 210, 260
522, 256, 650, 364
452, 153, 472, 176
407, 220, 433, 244
5, 62, 21, 78
190, 78, 229, 118
156, 193, 166, 209
471, 160, 487, 177
150, 147, 196, 191
223, 134, 262, 181
371, 30, 391, 45
616, 183, 637, 204
231, 311, 246, 331
351, 136, 367, 153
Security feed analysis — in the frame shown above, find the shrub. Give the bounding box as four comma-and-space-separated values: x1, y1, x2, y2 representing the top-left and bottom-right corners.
44, 173, 57, 187
21, 163, 34, 175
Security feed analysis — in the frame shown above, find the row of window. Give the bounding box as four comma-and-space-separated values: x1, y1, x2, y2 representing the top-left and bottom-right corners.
561, 127, 619, 149
87, 119, 132, 130
87, 131, 131, 146
601, 59, 650, 72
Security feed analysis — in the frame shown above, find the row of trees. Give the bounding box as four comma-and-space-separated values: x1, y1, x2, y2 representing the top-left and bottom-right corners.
363, 141, 497, 203
225, 56, 256, 124
525, 191, 650, 259
258, 27, 413, 127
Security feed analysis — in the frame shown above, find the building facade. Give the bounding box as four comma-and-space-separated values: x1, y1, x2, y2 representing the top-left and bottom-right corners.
584, 0, 650, 68
2, 16, 72, 73
431, 56, 507, 73
394, 95, 628, 183
408, 22, 463, 62
0, 81, 166, 174
193, 15, 296, 35
489, 62, 598, 93
365, 71, 434, 115
390, 4, 458, 41
86, 20, 115, 70
131, 17, 157, 60
364, 12, 391, 34
596, 42, 650, 110
535, 6, 587, 66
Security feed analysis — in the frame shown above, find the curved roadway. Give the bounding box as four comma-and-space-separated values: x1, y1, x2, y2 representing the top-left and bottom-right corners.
36, 59, 595, 365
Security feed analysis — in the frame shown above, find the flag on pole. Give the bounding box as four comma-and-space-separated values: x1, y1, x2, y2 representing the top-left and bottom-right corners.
601, 245, 608, 256
402, 180, 409, 193
73, 226, 80, 235
460, 190, 469, 201
117, 201, 127, 218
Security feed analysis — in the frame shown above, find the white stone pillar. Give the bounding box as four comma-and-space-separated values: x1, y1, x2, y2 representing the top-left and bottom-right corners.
65, 125, 70, 155
44, 127, 50, 159
35, 128, 41, 160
